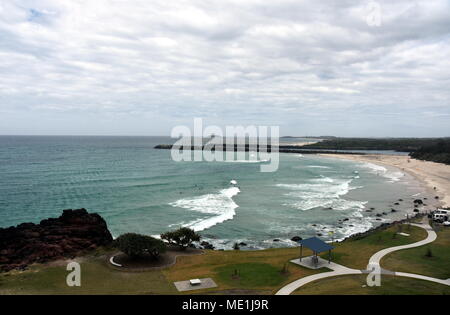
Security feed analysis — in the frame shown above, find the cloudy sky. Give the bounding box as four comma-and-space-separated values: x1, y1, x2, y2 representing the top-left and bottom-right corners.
0, 0, 449, 137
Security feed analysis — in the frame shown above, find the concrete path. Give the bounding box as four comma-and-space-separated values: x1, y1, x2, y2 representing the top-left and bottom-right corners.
276, 269, 362, 295
395, 272, 450, 286
276, 258, 362, 295
276, 218, 449, 295
369, 220, 437, 265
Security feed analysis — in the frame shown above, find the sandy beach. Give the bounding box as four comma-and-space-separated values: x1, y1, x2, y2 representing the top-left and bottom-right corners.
320, 154, 450, 208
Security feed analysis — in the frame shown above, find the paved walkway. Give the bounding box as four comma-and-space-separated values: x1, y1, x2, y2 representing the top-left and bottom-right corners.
276, 258, 361, 295
276, 218, 449, 295
368, 221, 437, 265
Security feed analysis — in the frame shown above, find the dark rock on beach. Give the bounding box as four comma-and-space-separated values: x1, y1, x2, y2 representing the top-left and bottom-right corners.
291, 236, 302, 242
200, 241, 215, 250
0, 209, 113, 272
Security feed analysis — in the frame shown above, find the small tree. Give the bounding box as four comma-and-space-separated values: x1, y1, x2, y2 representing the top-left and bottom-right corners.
161, 227, 201, 250
114, 233, 166, 259
425, 247, 433, 258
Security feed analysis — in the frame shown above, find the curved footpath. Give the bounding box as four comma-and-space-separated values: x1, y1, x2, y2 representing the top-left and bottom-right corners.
368, 222, 437, 265
276, 218, 450, 295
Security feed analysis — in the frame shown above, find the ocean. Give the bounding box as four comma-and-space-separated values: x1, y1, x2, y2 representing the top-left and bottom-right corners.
0, 136, 431, 249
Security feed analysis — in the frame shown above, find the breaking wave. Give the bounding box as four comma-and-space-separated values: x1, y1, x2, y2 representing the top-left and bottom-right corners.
170, 186, 240, 231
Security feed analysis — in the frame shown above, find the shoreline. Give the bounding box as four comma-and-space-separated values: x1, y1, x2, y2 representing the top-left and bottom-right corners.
319, 154, 450, 208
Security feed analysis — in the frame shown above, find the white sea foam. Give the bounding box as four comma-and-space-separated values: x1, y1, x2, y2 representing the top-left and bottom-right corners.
170, 186, 240, 231
359, 162, 404, 183
384, 171, 405, 182
312, 211, 374, 242
276, 178, 366, 211
362, 162, 387, 173
307, 165, 331, 169
312, 176, 334, 183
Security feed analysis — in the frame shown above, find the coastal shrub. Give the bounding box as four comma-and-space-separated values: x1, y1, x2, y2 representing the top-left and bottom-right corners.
233, 242, 240, 250
160, 227, 200, 250
410, 139, 450, 165
114, 233, 166, 259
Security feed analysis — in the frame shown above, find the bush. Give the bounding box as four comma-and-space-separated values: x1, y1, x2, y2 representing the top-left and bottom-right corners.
114, 233, 166, 259
161, 227, 201, 250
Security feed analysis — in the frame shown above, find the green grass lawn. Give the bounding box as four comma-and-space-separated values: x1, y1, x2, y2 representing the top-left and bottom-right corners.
162, 247, 328, 294
0, 255, 176, 295
215, 263, 287, 288
321, 224, 427, 270
382, 226, 450, 279
0, 222, 446, 295
293, 274, 450, 295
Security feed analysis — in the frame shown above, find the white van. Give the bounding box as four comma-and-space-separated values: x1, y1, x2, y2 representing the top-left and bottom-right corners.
433, 209, 450, 222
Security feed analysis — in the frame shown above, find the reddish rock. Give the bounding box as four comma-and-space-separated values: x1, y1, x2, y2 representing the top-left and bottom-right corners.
0, 209, 113, 272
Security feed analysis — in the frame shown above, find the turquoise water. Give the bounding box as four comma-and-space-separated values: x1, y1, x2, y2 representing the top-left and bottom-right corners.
0, 136, 431, 249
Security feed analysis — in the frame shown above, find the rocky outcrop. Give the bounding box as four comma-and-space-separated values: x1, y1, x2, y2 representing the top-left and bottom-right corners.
0, 209, 113, 272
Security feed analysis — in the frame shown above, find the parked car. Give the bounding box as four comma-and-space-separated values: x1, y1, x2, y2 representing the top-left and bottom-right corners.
433, 209, 449, 222
443, 221, 450, 227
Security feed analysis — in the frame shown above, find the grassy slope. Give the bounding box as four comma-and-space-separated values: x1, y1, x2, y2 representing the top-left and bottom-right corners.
0, 254, 176, 295
293, 274, 450, 295
321, 224, 427, 270
162, 247, 328, 294
382, 226, 450, 279
0, 224, 444, 295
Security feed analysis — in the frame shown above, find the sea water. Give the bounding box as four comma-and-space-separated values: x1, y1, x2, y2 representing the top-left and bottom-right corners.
0, 136, 434, 249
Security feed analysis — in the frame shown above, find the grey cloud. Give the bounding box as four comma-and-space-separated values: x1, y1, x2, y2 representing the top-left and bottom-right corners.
0, 0, 449, 136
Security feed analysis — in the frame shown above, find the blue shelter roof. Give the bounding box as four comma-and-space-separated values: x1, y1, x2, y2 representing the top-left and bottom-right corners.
298, 237, 334, 253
